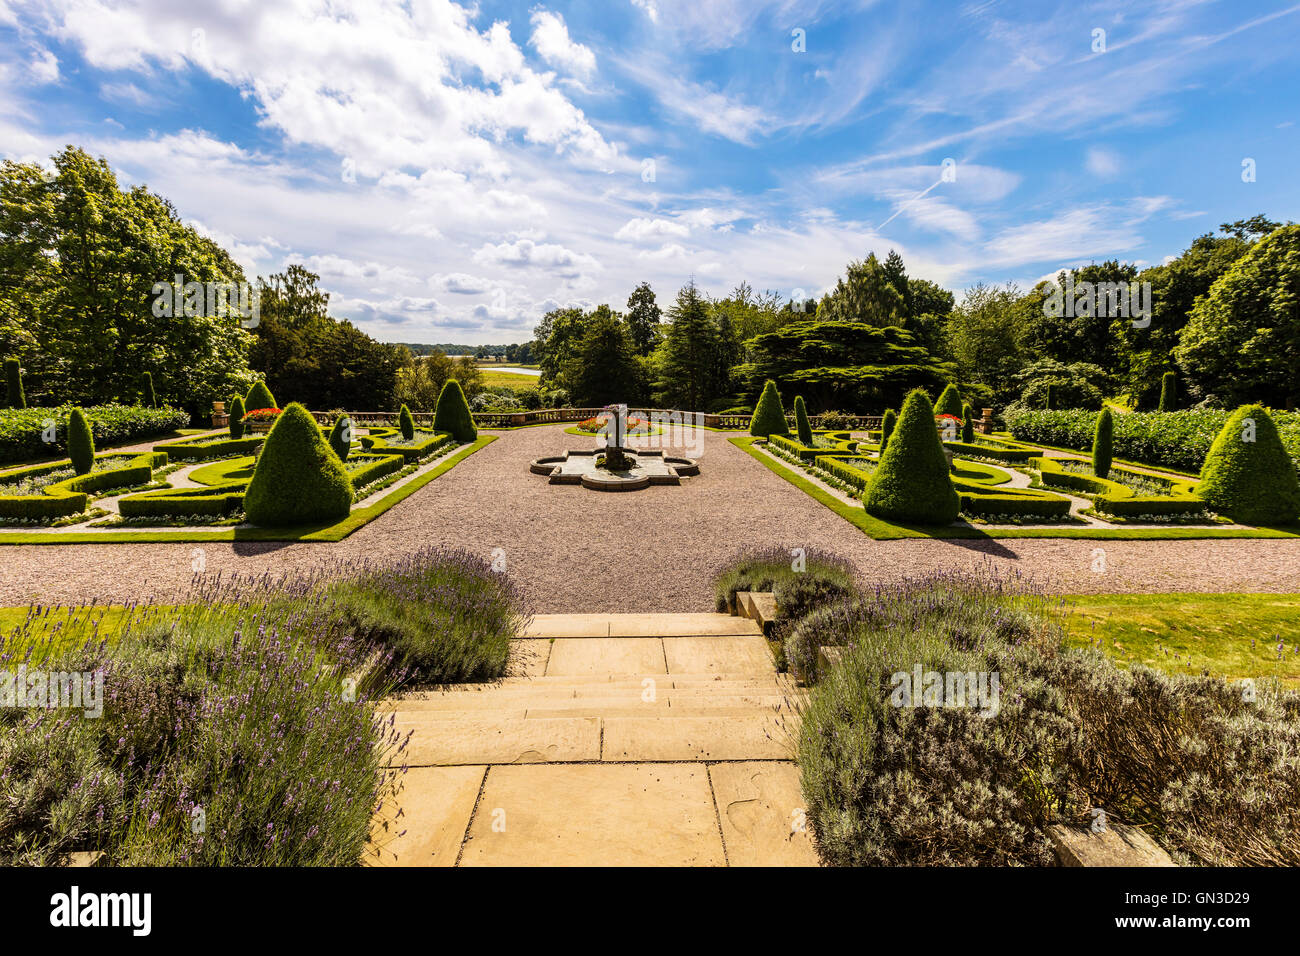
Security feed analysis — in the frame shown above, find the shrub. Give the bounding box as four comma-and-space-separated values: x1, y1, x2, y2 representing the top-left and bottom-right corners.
398, 404, 415, 440
1197, 405, 1300, 524
1092, 407, 1113, 479
796, 568, 1300, 866
67, 408, 95, 476
794, 395, 813, 445
326, 546, 528, 683
1006, 407, 1300, 476
228, 395, 245, 439
143, 372, 157, 408
961, 402, 975, 443
879, 407, 897, 454
1158, 371, 1177, 412
750, 380, 788, 438
245, 380, 276, 412
934, 383, 963, 417
328, 415, 353, 462
433, 380, 477, 442
0, 591, 403, 865
713, 546, 858, 621
863, 389, 960, 524
0, 405, 190, 465
242, 403, 353, 527
5, 358, 25, 409
517, 387, 543, 410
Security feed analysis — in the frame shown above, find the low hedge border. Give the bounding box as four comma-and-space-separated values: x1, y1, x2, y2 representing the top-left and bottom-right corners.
0, 451, 166, 520
347, 452, 407, 490
118, 482, 247, 519
157, 435, 264, 462
768, 430, 858, 462
735, 437, 1295, 539
1032, 456, 1204, 517
0, 436, 497, 543
360, 429, 454, 463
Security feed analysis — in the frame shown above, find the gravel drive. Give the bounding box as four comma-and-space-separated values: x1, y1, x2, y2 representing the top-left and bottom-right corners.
2, 424, 1298, 611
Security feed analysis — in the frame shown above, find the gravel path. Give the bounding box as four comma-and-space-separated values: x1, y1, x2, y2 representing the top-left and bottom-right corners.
2, 424, 1298, 611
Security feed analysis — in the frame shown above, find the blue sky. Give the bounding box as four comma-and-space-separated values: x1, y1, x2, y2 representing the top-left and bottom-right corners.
2, 0, 1298, 343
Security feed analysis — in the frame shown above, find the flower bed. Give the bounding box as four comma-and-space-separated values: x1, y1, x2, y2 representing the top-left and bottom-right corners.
0, 451, 167, 521
359, 428, 454, 463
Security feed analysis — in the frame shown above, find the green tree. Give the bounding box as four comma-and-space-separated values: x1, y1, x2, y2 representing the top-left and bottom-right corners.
863, 389, 960, 524
533, 307, 589, 387
243, 403, 353, 526
1197, 405, 1300, 524
655, 281, 720, 410
1093, 407, 1113, 479
4, 357, 23, 408
794, 395, 813, 444
1158, 372, 1177, 412
68, 407, 94, 476
750, 380, 788, 438
565, 309, 643, 406
1176, 223, 1300, 407
946, 283, 1031, 408
228, 395, 245, 439
879, 407, 897, 454
433, 380, 477, 442
816, 253, 904, 327
625, 282, 662, 355
398, 404, 415, 440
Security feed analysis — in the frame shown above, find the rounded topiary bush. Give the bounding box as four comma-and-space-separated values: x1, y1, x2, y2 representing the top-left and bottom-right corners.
1159, 371, 1177, 412
1196, 404, 1300, 525
328, 415, 353, 462
750, 380, 788, 438
245, 380, 276, 412
398, 404, 416, 441
879, 407, 897, 455
934, 383, 963, 418
228, 395, 246, 439
794, 395, 813, 445
68, 408, 95, 476
4, 357, 24, 409
433, 380, 477, 443
961, 402, 975, 443
863, 389, 960, 524
1092, 407, 1113, 480
242, 402, 353, 527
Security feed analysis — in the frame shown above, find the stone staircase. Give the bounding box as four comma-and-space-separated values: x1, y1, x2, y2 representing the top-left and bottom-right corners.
371, 613, 818, 867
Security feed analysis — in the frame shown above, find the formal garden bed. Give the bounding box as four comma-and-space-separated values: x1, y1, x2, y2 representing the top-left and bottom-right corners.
0, 381, 488, 543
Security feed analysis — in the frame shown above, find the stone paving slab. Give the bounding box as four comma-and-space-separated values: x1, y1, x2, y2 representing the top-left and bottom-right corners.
524, 613, 762, 638
457, 763, 726, 866
601, 715, 795, 761
377, 766, 485, 867
708, 762, 819, 867
395, 716, 601, 766
663, 635, 776, 675
544, 637, 666, 675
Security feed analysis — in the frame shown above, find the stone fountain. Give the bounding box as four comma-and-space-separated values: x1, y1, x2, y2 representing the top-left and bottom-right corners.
530, 403, 699, 491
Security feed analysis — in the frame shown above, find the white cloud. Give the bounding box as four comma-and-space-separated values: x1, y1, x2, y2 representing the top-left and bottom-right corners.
29, 49, 59, 83
473, 238, 600, 279
529, 10, 596, 78
1085, 147, 1122, 178
615, 216, 690, 241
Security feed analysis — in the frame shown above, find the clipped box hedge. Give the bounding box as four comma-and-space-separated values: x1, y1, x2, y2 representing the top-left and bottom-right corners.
0, 451, 166, 520
347, 452, 406, 489
118, 482, 246, 519
1009, 407, 1300, 476
0, 405, 190, 464
941, 439, 1041, 464
360, 429, 454, 463
156, 435, 265, 462
1031, 456, 1204, 518
768, 431, 859, 462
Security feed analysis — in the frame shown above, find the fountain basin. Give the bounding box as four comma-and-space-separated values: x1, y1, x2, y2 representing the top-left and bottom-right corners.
529, 449, 699, 491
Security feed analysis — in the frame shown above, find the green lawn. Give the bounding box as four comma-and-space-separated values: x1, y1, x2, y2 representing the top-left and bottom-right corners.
477, 369, 543, 389
1062, 593, 1300, 685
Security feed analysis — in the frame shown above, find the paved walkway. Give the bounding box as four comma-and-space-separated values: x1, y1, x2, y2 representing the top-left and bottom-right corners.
2, 424, 1299, 607
372, 613, 817, 867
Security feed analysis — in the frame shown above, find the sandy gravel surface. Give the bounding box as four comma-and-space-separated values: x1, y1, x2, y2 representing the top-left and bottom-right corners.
2, 424, 1299, 611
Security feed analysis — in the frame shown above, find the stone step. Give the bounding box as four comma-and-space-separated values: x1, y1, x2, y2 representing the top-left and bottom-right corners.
524, 612, 762, 638
601, 715, 798, 761
393, 716, 601, 766
524, 703, 795, 719
389, 675, 795, 695
384, 690, 800, 715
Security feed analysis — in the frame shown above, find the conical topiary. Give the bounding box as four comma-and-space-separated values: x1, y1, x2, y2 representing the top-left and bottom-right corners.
328, 415, 353, 462
879, 407, 897, 455
398, 404, 416, 440
242, 403, 353, 527
961, 402, 975, 443
1092, 407, 1113, 480
228, 395, 246, 439
934, 383, 963, 418
863, 389, 960, 525
1196, 405, 1300, 525
1158, 372, 1177, 412
433, 380, 477, 442
794, 395, 813, 445
246, 380, 276, 412
750, 380, 788, 438
68, 408, 95, 476
4, 357, 24, 409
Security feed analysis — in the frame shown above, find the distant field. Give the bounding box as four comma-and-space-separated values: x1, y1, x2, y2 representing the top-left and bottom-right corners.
478, 368, 542, 388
